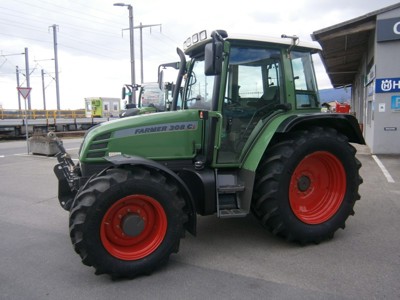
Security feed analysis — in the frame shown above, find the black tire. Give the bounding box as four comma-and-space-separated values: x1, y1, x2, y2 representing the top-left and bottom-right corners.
252, 127, 362, 244
69, 166, 186, 278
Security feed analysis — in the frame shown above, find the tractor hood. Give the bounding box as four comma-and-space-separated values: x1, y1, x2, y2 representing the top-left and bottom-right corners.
79, 110, 203, 163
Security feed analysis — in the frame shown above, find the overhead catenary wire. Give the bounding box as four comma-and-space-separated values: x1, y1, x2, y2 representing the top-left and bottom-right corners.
0, 21, 177, 64
0, 1, 188, 110
0, 1, 182, 62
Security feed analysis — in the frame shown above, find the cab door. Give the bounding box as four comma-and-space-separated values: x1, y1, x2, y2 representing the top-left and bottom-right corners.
217, 46, 283, 164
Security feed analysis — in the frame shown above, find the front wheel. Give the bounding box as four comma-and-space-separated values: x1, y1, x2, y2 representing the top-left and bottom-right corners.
252, 127, 362, 244
69, 167, 186, 278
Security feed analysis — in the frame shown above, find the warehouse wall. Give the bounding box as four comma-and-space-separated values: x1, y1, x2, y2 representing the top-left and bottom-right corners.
371, 7, 400, 154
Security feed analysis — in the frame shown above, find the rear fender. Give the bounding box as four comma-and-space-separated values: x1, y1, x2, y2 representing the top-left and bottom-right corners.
105, 154, 197, 236
242, 113, 365, 172
277, 113, 365, 144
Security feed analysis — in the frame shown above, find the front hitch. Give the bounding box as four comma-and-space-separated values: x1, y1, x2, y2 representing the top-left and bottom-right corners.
52, 133, 80, 211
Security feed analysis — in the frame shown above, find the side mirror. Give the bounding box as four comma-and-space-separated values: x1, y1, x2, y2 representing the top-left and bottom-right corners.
158, 70, 164, 90
204, 41, 223, 76
121, 87, 126, 99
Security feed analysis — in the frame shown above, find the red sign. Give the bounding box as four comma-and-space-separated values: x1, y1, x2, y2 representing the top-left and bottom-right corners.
17, 87, 32, 99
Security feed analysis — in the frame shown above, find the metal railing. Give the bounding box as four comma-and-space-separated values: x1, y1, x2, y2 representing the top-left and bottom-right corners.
0, 109, 86, 120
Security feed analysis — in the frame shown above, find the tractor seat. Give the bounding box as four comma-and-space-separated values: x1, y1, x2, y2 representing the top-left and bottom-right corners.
260, 86, 278, 101
247, 86, 278, 108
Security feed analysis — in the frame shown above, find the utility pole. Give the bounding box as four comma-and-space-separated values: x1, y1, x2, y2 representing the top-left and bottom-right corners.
50, 24, 61, 111
16, 66, 21, 111
34, 58, 54, 111
24, 47, 31, 110
127, 6, 135, 104
114, 3, 136, 105
41, 69, 46, 110
134, 23, 161, 84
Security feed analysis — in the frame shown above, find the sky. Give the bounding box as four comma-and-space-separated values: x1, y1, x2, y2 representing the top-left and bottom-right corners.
1, 0, 399, 110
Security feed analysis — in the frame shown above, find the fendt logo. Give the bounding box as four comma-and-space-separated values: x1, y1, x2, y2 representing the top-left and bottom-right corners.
376, 78, 400, 93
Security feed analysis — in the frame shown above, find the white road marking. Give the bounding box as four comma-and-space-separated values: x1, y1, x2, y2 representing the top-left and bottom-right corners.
372, 155, 395, 183
10, 147, 79, 157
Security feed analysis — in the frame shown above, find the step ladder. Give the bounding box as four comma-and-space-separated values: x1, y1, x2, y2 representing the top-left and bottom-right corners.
216, 172, 248, 218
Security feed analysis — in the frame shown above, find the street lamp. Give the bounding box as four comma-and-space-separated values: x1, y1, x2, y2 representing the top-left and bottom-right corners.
114, 3, 136, 105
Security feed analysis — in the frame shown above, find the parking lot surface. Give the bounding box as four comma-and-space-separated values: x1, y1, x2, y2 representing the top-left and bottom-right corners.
1, 139, 399, 299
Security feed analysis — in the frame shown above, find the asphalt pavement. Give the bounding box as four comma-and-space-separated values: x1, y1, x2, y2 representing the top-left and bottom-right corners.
0, 139, 399, 299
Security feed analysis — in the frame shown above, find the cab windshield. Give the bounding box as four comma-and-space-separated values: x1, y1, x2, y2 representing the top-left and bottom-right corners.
184, 58, 215, 110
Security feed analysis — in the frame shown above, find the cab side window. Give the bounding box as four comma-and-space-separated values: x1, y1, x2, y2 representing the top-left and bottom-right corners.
291, 51, 319, 108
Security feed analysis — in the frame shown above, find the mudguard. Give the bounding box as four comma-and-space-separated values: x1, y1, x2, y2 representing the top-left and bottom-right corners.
277, 113, 365, 144
243, 112, 365, 172
105, 154, 197, 235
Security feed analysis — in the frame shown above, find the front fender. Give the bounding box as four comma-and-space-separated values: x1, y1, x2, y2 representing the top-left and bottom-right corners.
105, 154, 197, 236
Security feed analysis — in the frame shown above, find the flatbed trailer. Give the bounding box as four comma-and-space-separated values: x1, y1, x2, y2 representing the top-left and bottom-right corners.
0, 116, 117, 137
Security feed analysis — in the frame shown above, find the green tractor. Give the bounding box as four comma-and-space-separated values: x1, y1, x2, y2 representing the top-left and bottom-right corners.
54, 30, 364, 278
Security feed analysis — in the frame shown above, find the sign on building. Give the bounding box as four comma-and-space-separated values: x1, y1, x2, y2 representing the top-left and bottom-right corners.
377, 17, 400, 42
375, 77, 400, 93
391, 95, 400, 111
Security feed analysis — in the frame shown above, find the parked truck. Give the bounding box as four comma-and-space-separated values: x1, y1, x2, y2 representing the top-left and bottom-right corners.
119, 62, 181, 117
54, 30, 364, 278
119, 81, 176, 117
84, 97, 121, 118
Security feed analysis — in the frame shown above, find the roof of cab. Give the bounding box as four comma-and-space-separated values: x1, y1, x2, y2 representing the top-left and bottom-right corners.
183, 30, 322, 56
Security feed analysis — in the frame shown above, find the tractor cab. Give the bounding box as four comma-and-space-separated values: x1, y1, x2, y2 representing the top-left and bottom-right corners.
175, 30, 323, 165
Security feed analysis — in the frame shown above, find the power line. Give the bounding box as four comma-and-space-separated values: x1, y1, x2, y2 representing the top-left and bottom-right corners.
0, 2, 182, 63
0, 2, 189, 110
0, 32, 50, 44
6, 0, 126, 31
37, 0, 127, 27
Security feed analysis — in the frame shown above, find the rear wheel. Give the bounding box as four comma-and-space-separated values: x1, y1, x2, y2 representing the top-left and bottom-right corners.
69, 167, 186, 278
252, 127, 362, 244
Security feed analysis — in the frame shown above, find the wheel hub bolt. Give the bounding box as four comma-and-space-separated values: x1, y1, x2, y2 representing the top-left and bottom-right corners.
121, 214, 145, 237
297, 175, 311, 192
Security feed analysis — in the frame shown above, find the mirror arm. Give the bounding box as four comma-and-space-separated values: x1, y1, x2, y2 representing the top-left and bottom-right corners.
171, 48, 187, 110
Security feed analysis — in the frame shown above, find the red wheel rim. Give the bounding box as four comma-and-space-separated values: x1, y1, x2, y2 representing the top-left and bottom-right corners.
100, 195, 167, 260
289, 151, 346, 224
